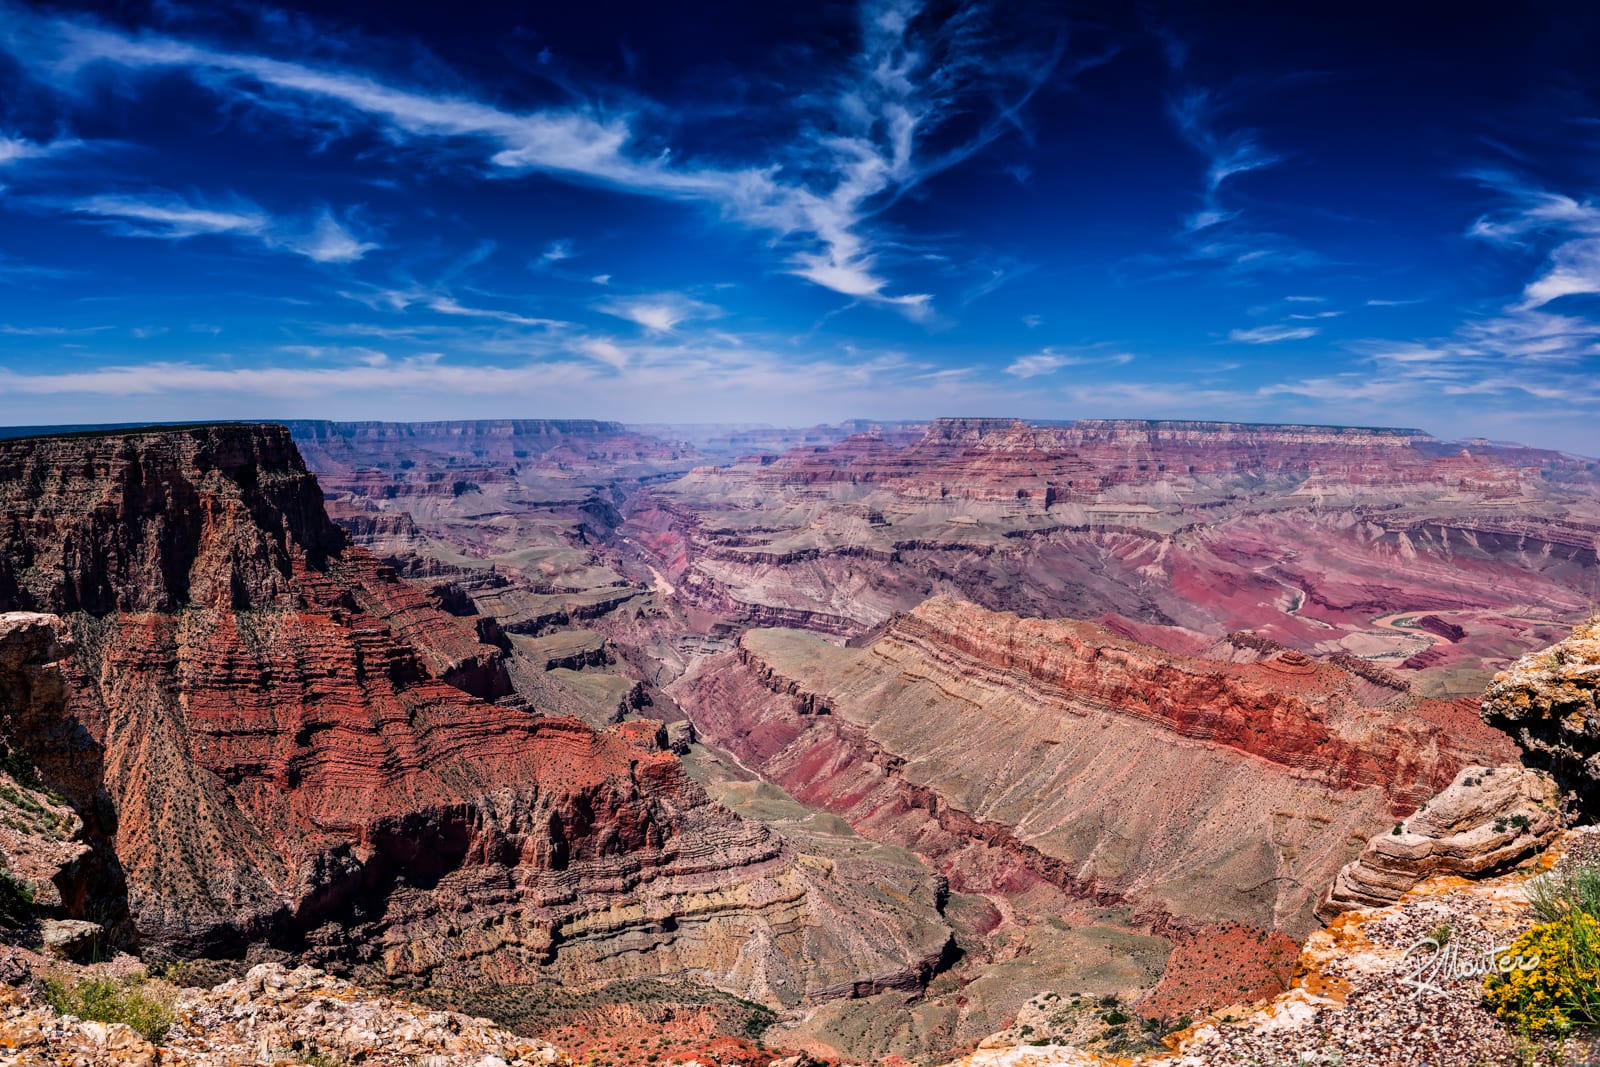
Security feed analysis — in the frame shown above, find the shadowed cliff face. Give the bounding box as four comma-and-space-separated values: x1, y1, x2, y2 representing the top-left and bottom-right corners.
0, 611, 129, 928
0, 425, 949, 1004
0, 425, 343, 615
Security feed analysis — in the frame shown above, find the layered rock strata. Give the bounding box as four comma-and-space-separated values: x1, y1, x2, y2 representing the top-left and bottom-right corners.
672, 597, 1518, 939
624, 420, 1597, 699
0, 425, 948, 1005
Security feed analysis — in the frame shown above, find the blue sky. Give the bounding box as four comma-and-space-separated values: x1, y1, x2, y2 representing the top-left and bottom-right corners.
1, 1, 1599, 451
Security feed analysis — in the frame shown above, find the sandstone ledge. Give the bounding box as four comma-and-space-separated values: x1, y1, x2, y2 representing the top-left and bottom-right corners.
1316, 764, 1560, 921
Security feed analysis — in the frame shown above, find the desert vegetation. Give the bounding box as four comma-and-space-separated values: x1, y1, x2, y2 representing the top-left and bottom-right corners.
1486, 853, 1600, 1034
41, 974, 175, 1043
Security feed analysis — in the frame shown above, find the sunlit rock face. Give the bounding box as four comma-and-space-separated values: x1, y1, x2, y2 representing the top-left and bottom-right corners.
672, 596, 1517, 942
1318, 764, 1561, 920
1481, 618, 1600, 806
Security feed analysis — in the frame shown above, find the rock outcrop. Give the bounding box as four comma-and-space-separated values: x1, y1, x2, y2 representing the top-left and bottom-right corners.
1316, 764, 1561, 919
0, 425, 948, 1007
0, 611, 122, 926
1481, 618, 1600, 803
946, 831, 1600, 1067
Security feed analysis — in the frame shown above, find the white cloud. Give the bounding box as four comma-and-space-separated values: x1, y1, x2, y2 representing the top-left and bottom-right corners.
71, 193, 266, 237
1184, 208, 1234, 232
0, 324, 112, 336
540, 240, 572, 263
280, 211, 377, 263
1006, 352, 1070, 378
1228, 324, 1317, 344
8, 2, 1057, 316
1005, 347, 1134, 377
598, 293, 717, 333
0, 133, 80, 168
0, 332, 1017, 427
339, 284, 565, 327
1467, 175, 1600, 309
1170, 86, 1281, 215
65, 192, 377, 263
1521, 237, 1600, 307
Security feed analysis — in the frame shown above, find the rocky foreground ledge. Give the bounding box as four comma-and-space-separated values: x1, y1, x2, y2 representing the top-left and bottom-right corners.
0, 962, 570, 1067
947, 830, 1596, 1067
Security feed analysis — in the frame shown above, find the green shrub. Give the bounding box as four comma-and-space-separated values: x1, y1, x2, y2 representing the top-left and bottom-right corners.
42, 975, 174, 1043
1485, 913, 1600, 1034
1488, 853, 1600, 1034
740, 1004, 776, 1042
1528, 859, 1600, 925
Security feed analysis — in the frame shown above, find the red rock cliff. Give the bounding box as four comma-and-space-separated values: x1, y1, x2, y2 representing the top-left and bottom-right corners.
0, 425, 926, 1001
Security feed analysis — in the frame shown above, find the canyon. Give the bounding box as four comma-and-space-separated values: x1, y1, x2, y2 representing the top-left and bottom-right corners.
0, 416, 1596, 1066
0, 427, 950, 1021
622, 418, 1595, 698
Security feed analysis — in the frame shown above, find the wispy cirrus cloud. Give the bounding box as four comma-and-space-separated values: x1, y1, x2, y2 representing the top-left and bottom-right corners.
2, 1, 1058, 318
1141, 35, 1325, 281
285, 212, 379, 263
538, 240, 573, 264
63, 192, 377, 263
1006, 351, 1072, 378
0, 323, 112, 336
1170, 87, 1280, 227
1228, 323, 1317, 344
598, 292, 718, 333
1005, 346, 1133, 377
0, 133, 81, 169
337, 283, 566, 327
1467, 173, 1600, 308
70, 193, 266, 238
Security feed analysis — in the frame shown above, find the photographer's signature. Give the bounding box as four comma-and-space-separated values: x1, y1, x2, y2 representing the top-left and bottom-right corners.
1398, 935, 1539, 998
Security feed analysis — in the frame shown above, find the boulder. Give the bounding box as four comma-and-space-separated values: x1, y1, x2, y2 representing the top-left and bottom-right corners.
1317, 764, 1560, 920
665, 719, 696, 754
42, 918, 103, 960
